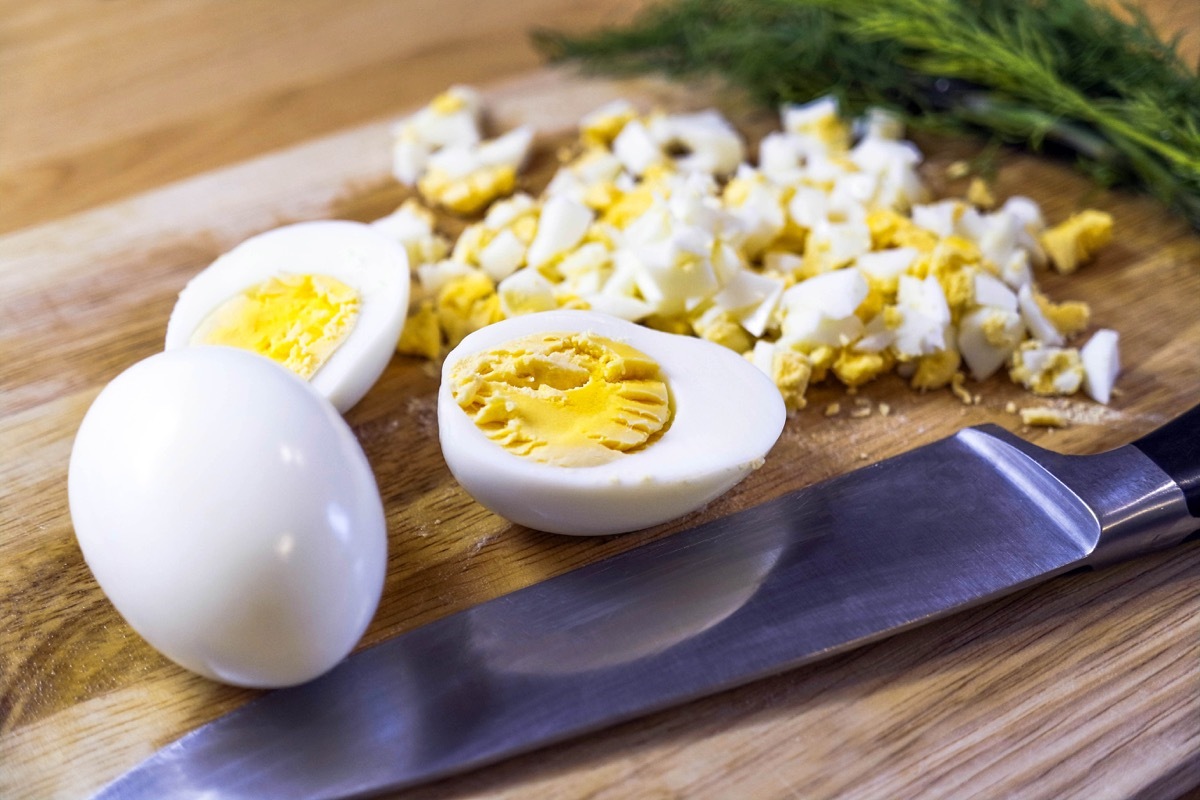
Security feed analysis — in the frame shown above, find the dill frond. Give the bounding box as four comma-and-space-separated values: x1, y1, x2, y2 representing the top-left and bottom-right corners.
535, 0, 1200, 228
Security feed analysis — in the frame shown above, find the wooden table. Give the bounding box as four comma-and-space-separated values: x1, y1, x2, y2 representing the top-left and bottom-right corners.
3, 2, 1199, 798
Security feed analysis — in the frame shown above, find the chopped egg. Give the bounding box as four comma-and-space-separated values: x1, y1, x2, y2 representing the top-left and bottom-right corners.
164, 220, 410, 413
648, 110, 745, 176
1009, 341, 1085, 396
1081, 328, 1120, 404
396, 300, 443, 360
613, 118, 666, 176
385, 86, 1118, 413
1041, 210, 1114, 274
370, 199, 450, 269
958, 306, 1024, 380
580, 99, 639, 147
1017, 284, 1065, 346
68, 347, 386, 687
438, 310, 785, 535
418, 126, 534, 214
527, 195, 594, 269
391, 85, 483, 186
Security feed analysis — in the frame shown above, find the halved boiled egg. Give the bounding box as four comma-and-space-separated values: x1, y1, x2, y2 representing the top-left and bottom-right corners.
165, 220, 410, 413
437, 310, 786, 535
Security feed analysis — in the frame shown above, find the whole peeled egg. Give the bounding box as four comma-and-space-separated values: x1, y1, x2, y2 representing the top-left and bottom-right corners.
164, 220, 410, 413
68, 346, 387, 688
437, 309, 787, 535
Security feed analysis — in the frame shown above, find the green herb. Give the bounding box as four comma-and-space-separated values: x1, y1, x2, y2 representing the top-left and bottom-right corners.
535, 0, 1200, 227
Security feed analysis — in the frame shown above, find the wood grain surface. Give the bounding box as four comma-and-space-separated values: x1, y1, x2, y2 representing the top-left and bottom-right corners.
2, 2, 1200, 799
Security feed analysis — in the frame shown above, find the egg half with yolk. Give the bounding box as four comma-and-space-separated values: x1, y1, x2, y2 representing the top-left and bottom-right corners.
437, 310, 787, 535
165, 220, 410, 413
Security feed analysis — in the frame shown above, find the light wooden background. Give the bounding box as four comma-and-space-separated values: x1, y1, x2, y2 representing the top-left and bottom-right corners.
2, 2, 1200, 799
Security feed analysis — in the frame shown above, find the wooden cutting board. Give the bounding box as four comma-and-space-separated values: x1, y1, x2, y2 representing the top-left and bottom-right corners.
2, 68, 1199, 800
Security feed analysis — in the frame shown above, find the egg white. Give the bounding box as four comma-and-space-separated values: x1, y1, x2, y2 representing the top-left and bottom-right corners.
165, 220, 410, 413
437, 309, 787, 535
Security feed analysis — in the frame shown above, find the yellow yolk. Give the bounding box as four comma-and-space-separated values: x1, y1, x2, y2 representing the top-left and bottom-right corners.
1041, 210, 1113, 274
770, 347, 813, 411
581, 109, 637, 148
450, 332, 672, 467
866, 209, 939, 252
419, 165, 518, 215
189, 273, 359, 379
1034, 291, 1091, 337
910, 348, 962, 391
430, 89, 469, 115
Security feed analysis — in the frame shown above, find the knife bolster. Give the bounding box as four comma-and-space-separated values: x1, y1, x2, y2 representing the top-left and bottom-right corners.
1132, 404, 1200, 518
964, 424, 1196, 569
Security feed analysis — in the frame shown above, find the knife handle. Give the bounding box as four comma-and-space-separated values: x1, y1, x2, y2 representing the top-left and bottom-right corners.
1132, 404, 1200, 518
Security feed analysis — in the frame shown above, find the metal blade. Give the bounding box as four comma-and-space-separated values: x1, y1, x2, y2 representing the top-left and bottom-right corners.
91, 425, 1135, 799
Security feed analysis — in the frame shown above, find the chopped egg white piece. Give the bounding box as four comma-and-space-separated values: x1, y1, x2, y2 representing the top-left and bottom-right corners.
973, 272, 1019, 312
612, 119, 665, 176
711, 269, 786, 338
857, 248, 918, 282
370, 200, 450, 269
527, 195, 594, 269
1081, 328, 1120, 404
958, 307, 1024, 380
649, 110, 745, 176
391, 85, 483, 186
478, 229, 528, 282
1017, 284, 1065, 346
894, 274, 952, 357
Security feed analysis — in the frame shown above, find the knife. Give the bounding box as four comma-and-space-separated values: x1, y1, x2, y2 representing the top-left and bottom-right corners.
93, 406, 1199, 799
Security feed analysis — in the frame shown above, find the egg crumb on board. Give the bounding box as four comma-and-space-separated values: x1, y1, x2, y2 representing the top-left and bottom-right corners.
378, 87, 1124, 413
1019, 406, 1069, 428
437, 310, 785, 535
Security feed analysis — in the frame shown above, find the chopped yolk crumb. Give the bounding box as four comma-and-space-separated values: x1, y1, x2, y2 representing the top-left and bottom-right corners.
910, 349, 961, 391
437, 273, 504, 349
419, 165, 518, 215
1020, 406, 1068, 428
966, 177, 996, 209
396, 299, 443, 360
771, 347, 813, 412
1041, 210, 1113, 274
950, 372, 973, 405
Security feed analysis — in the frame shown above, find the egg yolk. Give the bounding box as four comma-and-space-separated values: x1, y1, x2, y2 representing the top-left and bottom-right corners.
450, 332, 672, 467
190, 273, 360, 380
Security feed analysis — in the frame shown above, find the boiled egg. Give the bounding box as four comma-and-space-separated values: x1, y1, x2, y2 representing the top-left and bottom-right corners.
164, 220, 410, 413
437, 309, 786, 535
68, 347, 387, 688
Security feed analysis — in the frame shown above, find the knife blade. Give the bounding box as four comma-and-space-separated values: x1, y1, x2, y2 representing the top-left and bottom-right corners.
93, 407, 1199, 799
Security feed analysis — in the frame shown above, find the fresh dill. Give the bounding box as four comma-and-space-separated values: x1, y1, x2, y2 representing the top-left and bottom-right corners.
535, 0, 1200, 228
